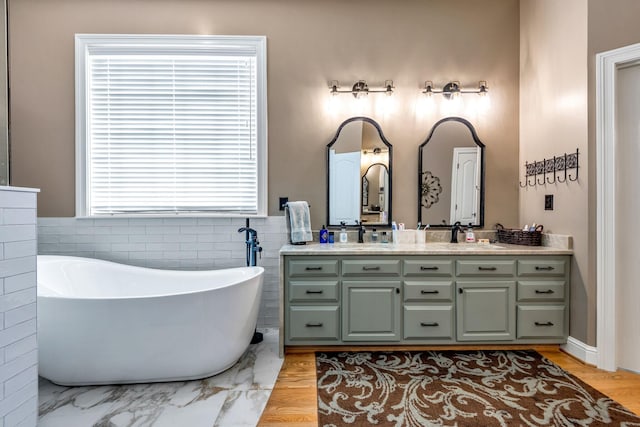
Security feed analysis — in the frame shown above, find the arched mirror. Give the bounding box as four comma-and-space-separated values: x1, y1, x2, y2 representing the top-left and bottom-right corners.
327, 117, 392, 227
418, 117, 485, 228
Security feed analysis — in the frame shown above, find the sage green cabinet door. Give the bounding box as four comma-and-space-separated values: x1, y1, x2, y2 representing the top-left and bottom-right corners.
404, 259, 454, 277
403, 305, 454, 339
517, 305, 565, 338
517, 259, 566, 276
517, 281, 565, 302
404, 281, 453, 302
288, 306, 339, 341
288, 259, 339, 277
289, 280, 339, 302
456, 281, 516, 341
456, 260, 516, 276
342, 260, 401, 276
342, 281, 401, 341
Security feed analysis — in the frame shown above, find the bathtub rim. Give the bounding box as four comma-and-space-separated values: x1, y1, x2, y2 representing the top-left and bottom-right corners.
37, 254, 264, 301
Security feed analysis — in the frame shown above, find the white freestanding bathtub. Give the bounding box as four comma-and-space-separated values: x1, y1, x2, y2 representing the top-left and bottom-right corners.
37, 255, 264, 386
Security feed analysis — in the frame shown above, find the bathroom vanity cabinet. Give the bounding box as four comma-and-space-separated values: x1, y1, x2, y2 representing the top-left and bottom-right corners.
280, 244, 571, 352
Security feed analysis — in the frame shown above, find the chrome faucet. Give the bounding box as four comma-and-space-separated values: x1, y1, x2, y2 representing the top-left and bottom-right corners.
450, 221, 464, 243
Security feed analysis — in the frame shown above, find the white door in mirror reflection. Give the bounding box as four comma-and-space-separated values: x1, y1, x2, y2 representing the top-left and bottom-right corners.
450, 147, 481, 224
329, 150, 360, 224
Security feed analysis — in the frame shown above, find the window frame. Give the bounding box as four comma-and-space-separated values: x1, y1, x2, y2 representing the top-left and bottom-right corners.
74, 34, 268, 218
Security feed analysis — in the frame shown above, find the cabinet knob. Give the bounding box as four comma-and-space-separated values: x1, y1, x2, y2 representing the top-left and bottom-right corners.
535, 289, 554, 294
534, 321, 554, 327
305, 266, 323, 271
305, 290, 324, 294
305, 322, 323, 327
535, 266, 555, 271
362, 266, 381, 271
420, 266, 439, 271
421, 290, 439, 294
478, 266, 497, 271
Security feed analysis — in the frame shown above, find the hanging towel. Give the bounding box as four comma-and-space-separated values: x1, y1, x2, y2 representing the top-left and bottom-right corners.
287, 201, 313, 243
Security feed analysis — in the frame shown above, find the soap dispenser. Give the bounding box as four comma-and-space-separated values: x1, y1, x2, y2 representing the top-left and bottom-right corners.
319, 225, 328, 244
339, 221, 348, 243
465, 224, 476, 243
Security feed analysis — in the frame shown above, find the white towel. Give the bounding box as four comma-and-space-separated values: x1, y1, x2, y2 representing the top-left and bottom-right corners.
287, 201, 313, 243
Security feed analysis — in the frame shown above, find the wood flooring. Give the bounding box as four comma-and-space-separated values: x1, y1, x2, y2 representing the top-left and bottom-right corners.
258, 345, 640, 426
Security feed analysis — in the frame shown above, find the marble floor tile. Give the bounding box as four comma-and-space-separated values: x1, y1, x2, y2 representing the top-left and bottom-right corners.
213, 390, 272, 427
38, 328, 282, 427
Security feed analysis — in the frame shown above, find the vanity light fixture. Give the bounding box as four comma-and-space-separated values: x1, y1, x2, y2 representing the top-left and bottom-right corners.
422, 80, 489, 99
329, 80, 394, 98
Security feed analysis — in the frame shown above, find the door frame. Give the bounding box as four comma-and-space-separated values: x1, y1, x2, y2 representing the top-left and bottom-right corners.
596, 42, 640, 371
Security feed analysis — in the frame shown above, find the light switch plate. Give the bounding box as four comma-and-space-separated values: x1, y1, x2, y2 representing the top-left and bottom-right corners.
545, 194, 554, 210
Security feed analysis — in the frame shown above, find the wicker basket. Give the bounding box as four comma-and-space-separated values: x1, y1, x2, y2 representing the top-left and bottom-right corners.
495, 223, 543, 246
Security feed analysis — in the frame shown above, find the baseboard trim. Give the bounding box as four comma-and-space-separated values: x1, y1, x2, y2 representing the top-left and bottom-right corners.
561, 336, 598, 366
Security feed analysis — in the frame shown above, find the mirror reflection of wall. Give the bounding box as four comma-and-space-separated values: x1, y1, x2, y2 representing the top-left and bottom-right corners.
327, 117, 392, 227
418, 117, 485, 228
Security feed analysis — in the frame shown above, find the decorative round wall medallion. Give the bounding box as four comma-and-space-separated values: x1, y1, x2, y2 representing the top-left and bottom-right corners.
421, 171, 442, 208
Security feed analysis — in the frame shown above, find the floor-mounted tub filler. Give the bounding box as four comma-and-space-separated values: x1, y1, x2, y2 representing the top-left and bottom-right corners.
37, 255, 264, 386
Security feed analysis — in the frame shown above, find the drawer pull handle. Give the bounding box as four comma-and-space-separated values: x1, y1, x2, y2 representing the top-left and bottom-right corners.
478, 266, 497, 271
421, 290, 440, 294
362, 266, 381, 271
420, 322, 439, 327
535, 321, 554, 327
535, 266, 555, 271
305, 290, 324, 294
305, 322, 323, 327
305, 266, 323, 271
535, 289, 554, 294
420, 266, 439, 271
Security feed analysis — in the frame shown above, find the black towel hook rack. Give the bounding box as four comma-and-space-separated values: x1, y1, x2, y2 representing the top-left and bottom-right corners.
520, 148, 579, 188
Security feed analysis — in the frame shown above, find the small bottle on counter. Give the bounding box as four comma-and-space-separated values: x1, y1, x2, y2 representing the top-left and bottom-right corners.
465, 224, 476, 243
371, 228, 378, 243
328, 231, 335, 243
381, 231, 389, 243
339, 222, 348, 243
319, 225, 328, 243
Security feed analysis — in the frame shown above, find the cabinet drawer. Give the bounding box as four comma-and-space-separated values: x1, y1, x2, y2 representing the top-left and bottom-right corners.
288, 306, 339, 341
404, 281, 453, 302
289, 281, 339, 302
403, 305, 454, 339
342, 259, 400, 276
456, 260, 516, 276
288, 259, 339, 277
518, 259, 566, 276
517, 305, 565, 338
404, 259, 453, 277
517, 281, 565, 302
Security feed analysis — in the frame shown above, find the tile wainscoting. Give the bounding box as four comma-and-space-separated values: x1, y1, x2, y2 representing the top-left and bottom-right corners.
1, 187, 39, 427
37, 216, 289, 328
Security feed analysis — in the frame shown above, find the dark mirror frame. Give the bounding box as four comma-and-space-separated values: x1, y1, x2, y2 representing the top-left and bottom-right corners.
417, 116, 485, 228
327, 116, 393, 228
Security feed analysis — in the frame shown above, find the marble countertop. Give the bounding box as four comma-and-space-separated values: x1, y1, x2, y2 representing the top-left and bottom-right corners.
279, 242, 573, 255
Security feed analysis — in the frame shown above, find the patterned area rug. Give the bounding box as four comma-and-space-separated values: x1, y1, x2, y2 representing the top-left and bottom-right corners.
316, 350, 640, 427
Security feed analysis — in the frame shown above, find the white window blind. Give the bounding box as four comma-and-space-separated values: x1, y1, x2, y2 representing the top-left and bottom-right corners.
75, 35, 267, 216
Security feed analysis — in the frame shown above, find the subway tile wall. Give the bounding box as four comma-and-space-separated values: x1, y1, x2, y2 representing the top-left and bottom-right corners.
37, 216, 289, 328
1, 188, 39, 427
